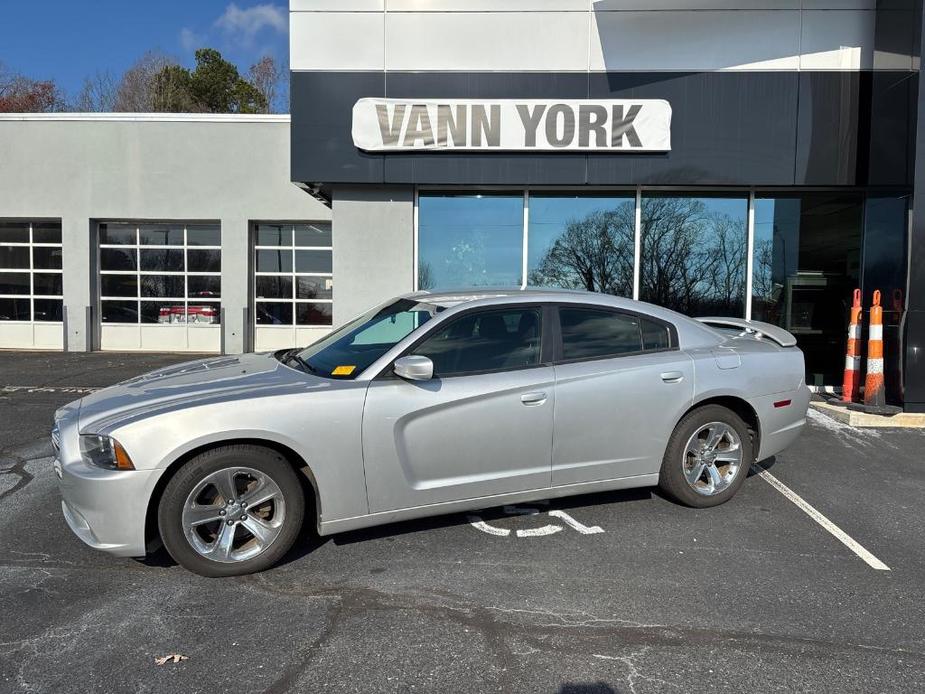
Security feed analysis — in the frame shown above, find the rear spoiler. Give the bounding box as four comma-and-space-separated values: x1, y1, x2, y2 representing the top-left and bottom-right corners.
695, 317, 798, 348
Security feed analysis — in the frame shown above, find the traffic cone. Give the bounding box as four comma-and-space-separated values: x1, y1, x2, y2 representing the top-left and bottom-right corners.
863, 290, 886, 408
842, 288, 862, 403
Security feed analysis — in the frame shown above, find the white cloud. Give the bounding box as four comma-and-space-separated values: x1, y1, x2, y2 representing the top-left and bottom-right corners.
215, 3, 287, 44
179, 27, 206, 53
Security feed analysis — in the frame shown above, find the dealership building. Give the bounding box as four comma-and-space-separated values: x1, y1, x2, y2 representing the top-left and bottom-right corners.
2, 1, 925, 411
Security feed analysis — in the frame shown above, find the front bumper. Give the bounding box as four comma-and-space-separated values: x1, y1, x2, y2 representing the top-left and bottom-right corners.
58, 461, 159, 557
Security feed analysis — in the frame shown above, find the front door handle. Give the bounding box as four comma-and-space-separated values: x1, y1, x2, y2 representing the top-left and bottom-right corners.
521, 391, 547, 406
660, 371, 684, 384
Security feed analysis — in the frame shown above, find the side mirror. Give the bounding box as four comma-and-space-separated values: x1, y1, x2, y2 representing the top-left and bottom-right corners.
393, 355, 433, 381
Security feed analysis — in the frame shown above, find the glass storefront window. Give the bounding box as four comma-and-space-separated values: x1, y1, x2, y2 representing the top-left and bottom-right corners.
752, 194, 863, 386
639, 194, 748, 317
417, 193, 524, 290
527, 194, 635, 296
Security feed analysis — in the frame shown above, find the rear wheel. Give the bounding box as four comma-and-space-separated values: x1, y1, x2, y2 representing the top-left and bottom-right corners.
658, 405, 753, 508
158, 445, 305, 577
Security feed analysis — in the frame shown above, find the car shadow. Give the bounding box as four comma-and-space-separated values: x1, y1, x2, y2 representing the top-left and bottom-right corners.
146, 468, 773, 572
748, 455, 778, 476
274, 487, 656, 568
327, 486, 655, 547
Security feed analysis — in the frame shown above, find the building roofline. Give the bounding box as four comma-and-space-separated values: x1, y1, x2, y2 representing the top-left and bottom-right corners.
0, 112, 291, 123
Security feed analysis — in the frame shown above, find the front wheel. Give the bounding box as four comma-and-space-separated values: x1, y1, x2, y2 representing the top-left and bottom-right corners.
158, 445, 305, 577
658, 405, 753, 508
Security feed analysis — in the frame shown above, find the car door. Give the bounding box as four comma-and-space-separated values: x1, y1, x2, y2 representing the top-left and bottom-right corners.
362, 304, 555, 513
551, 305, 694, 486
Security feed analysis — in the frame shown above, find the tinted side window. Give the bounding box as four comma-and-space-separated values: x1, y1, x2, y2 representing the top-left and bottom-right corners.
559, 308, 642, 360
641, 318, 672, 351
413, 308, 542, 376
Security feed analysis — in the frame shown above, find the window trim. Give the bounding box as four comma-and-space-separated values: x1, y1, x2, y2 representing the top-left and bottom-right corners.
376, 303, 553, 380
552, 303, 679, 366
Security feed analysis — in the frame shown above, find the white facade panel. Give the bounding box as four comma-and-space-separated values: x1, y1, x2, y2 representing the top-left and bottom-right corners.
290, 5, 889, 73
385, 11, 589, 71
590, 10, 802, 72
291, 0, 383, 10
386, 0, 587, 10
290, 12, 384, 71
592, 1, 800, 8
801, 1, 875, 9
800, 10, 875, 70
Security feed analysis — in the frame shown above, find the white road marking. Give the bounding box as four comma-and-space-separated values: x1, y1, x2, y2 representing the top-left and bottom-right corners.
1, 385, 96, 394
466, 517, 510, 536
516, 524, 563, 537
549, 510, 605, 535
469, 504, 605, 538
752, 465, 891, 571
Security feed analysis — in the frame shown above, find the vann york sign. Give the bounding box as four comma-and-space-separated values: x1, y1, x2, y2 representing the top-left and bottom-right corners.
352, 98, 672, 153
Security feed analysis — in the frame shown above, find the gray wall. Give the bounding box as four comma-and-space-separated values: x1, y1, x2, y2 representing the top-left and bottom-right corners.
331, 186, 414, 324
0, 114, 330, 352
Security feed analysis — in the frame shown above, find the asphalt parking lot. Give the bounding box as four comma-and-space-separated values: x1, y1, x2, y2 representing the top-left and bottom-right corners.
1, 352, 925, 693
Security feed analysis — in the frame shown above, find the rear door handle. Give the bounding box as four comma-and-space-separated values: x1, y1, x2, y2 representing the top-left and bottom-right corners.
660, 371, 684, 384
521, 391, 547, 406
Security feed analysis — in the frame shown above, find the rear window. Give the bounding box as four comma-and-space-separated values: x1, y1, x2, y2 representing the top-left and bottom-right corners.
559, 307, 673, 361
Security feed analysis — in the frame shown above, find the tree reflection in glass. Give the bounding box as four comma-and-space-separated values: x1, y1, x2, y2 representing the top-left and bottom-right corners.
527, 195, 635, 296
640, 195, 748, 317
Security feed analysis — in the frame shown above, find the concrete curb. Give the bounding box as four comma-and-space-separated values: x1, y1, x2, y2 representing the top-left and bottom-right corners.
810, 401, 925, 428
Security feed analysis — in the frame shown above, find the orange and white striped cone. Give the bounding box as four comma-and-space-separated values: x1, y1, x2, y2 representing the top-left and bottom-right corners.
863, 290, 886, 408
842, 288, 862, 403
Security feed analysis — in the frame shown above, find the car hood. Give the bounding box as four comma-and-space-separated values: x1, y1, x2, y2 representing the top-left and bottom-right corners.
77, 352, 339, 434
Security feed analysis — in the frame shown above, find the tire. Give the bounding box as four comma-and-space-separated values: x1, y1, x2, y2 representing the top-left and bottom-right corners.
658, 404, 753, 509
158, 445, 305, 577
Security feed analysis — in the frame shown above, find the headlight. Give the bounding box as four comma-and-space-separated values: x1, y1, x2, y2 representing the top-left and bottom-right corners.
79, 435, 135, 470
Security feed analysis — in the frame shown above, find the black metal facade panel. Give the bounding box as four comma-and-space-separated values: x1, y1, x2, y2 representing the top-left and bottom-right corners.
291, 70, 917, 188
586, 72, 799, 186
290, 71, 385, 185
903, 0, 925, 412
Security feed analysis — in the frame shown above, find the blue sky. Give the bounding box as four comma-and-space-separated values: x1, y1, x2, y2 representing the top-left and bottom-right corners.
0, 1, 288, 95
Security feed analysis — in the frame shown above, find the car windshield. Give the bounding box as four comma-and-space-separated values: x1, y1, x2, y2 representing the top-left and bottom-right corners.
289, 298, 442, 379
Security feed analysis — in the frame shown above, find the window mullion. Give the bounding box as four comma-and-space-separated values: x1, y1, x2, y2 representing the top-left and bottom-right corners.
521, 190, 529, 289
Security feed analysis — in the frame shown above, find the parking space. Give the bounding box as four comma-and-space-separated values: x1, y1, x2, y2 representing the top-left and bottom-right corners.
1, 352, 924, 692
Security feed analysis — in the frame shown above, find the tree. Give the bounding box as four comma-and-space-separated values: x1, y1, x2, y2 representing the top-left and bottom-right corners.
73, 70, 117, 112
141, 48, 267, 114
114, 51, 176, 112
187, 48, 266, 113
151, 64, 198, 112
0, 62, 65, 112
528, 203, 636, 296
249, 55, 282, 114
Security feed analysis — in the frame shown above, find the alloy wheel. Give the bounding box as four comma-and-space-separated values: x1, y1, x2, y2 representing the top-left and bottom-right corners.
181, 466, 286, 563
681, 422, 743, 497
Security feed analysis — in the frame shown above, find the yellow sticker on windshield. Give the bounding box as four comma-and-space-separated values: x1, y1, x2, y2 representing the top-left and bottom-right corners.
332, 365, 356, 376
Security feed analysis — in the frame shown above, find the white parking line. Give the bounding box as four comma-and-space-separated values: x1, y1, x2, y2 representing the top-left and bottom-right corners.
752, 465, 891, 571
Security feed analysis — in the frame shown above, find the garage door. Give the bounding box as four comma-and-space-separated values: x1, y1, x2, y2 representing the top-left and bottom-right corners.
0, 220, 64, 350
98, 222, 222, 352
253, 222, 332, 352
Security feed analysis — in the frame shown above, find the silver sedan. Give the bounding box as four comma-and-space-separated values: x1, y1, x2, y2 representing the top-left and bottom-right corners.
53, 290, 810, 576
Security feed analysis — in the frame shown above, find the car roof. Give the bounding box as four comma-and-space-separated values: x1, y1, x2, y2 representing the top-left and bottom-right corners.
401, 287, 722, 349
